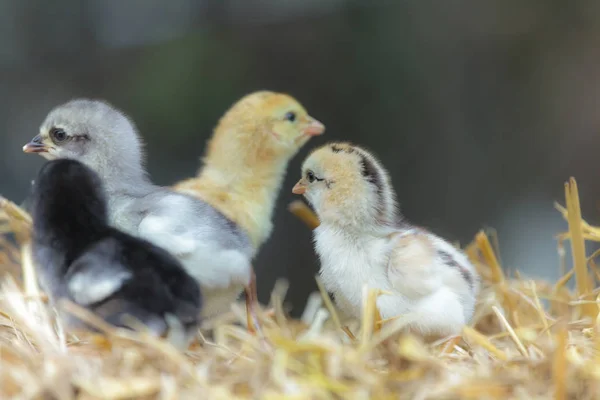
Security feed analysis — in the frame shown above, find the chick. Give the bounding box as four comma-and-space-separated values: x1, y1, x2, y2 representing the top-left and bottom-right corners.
29, 158, 202, 345
174, 91, 325, 250
292, 142, 480, 338
22, 99, 258, 329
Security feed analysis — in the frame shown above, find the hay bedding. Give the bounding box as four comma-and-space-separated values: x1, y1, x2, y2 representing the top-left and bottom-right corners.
1, 178, 599, 399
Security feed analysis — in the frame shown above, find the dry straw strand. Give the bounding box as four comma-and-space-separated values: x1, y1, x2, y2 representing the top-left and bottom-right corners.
564, 178, 597, 320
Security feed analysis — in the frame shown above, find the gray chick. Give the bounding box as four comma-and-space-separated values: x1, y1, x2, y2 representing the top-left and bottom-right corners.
22, 99, 260, 331
29, 158, 202, 347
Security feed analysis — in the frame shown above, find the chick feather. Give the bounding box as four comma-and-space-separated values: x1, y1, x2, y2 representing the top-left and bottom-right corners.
23, 99, 255, 319
29, 159, 202, 344
294, 142, 480, 338
173, 91, 325, 250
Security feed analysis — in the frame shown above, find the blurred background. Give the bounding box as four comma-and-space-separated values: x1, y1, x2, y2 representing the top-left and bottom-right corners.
2, 0, 600, 316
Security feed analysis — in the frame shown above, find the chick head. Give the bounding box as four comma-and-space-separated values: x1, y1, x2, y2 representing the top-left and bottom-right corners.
293, 142, 398, 227
208, 91, 325, 161
24, 99, 145, 177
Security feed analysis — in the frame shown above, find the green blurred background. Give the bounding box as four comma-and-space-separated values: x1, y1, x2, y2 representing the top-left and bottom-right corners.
2, 0, 600, 315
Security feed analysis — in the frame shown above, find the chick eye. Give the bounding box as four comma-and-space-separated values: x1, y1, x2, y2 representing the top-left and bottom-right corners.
284, 111, 297, 122
50, 128, 68, 143
307, 171, 315, 182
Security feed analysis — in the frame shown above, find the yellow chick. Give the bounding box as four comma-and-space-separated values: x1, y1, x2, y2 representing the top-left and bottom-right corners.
174, 91, 325, 251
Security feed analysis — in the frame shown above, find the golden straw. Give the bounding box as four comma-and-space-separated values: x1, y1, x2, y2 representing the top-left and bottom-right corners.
564, 178, 597, 320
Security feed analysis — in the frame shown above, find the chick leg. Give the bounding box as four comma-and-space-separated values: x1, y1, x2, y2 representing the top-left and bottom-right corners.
245, 268, 264, 337
374, 306, 383, 333
438, 335, 462, 354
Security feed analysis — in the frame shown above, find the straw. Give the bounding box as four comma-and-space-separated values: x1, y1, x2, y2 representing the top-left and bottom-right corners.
1, 177, 600, 398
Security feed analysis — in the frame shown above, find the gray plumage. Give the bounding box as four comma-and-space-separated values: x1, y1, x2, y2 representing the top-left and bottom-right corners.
29, 159, 203, 347
26, 99, 255, 318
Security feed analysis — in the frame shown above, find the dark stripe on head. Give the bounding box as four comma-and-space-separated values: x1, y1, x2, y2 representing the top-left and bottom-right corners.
358, 152, 383, 198
438, 250, 473, 289
330, 144, 353, 154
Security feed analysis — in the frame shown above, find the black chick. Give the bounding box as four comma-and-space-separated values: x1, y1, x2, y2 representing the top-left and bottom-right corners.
29, 159, 202, 346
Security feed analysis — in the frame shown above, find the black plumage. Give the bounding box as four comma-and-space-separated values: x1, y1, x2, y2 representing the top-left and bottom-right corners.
29, 159, 202, 343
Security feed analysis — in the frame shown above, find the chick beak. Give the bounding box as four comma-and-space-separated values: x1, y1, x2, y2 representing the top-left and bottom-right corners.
23, 135, 48, 153
292, 180, 307, 195
303, 118, 325, 137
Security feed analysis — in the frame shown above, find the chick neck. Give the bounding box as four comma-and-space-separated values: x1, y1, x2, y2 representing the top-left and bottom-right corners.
319, 214, 392, 237
101, 163, 154, 198
315, 200, 403, 238
33, 184, 109, 265
82, 147, 157, 217
197, 131, 293, 249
